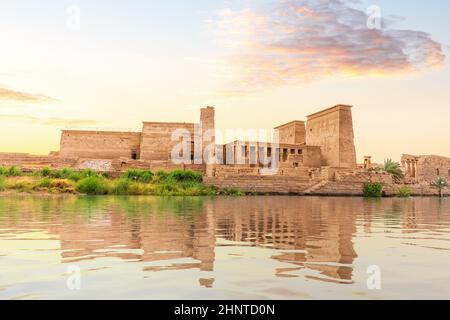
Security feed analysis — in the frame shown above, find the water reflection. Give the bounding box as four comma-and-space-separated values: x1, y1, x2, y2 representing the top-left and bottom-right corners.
0, 196, 449, 299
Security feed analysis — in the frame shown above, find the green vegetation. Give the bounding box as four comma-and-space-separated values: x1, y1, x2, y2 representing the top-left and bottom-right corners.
0, 176, 5, 192
76, 176, 110, 195
35, 167, 82, 181
122, 169, 154, 183
0, 166, 220, 196
383, 159, 404, 183
222, 188, 245, 197
432, 177, 449, 198
397, 186, 412, 198
0, 166, 23, 177
363, 183, 383, 198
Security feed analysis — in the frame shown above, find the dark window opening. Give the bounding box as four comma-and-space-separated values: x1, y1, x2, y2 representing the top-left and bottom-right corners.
290, 149, 295, 155
131, 150, 138, 160
282, 149, 288, 162
437, 168, 440, 176
298, 149, 303, 155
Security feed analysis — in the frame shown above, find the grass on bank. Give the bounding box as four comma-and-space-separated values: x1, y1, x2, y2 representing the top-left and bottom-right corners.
363, 183, 383, 198
397, 186, 412, 198
0, 166, 244, 196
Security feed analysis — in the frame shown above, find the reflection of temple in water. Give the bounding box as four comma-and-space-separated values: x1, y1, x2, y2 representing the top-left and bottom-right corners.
211, 197, 359, 283
1, 196, 448, 288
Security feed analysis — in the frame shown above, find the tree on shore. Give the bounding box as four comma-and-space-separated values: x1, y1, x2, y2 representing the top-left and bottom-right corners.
432, 177, 448, 198
383, 159, 404, 183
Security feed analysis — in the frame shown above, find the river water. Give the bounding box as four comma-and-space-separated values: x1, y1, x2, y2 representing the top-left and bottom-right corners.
0, 195, 449, 300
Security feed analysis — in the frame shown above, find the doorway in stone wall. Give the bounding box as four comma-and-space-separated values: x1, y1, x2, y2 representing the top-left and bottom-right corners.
131, 149, 138, 160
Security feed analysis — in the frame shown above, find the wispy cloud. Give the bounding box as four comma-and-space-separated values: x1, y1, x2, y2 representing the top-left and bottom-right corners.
0, 87, 59, 103
213, 0, 446, 89
0, 114, 107, 127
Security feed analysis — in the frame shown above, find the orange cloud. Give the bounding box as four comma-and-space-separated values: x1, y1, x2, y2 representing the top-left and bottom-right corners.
0, 114, 106, 127
214, 0, 446, 90
0, 87, 59, 103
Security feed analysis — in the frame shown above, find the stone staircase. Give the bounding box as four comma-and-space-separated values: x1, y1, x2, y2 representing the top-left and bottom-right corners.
303, 180, 329, 194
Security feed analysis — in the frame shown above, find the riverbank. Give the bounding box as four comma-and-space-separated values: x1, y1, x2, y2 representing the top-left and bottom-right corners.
0, 166, 446, 198
0, 167, 246, 197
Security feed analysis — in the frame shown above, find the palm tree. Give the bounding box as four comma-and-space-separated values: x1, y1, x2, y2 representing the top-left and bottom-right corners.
432, 177, 448, 198
383, 159, 404, 183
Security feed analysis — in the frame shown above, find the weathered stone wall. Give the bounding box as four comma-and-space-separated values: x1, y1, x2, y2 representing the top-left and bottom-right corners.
276, 121, 306, 145
204, 176, 320, 194
303, 146, 322, 167
417, 155, 450, 182
140, 122, 195, 161
111, 159, 205, 175
205, 164, 447, 196
205, 173, 447, 197
306, 105, 357, 168
60, 130, 142, 159
0, 152, 77, 170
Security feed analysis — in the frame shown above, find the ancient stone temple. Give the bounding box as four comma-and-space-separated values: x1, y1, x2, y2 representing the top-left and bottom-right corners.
60, 106, 215, 162
402, 154, 450, 183
56, 104, 358, 172
220, 105, 357, 170
1, 103, 448, 196
305, 105, 357, 168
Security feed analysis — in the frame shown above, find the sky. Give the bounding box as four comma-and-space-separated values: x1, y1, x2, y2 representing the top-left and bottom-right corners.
0, 0, 449, 163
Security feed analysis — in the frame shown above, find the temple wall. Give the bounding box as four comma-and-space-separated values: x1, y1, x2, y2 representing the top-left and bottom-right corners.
306, 105, 357, 168
277, 121, 306, 145
417, 155, 450, 182
303, 146, 322, 167
59, 131, 142, 159
140, 123, 195, 161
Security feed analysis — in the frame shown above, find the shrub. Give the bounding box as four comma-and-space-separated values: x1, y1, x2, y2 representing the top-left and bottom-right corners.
397, 186, 412, 198
50, 168, 76, 180
139, 171, 153, 183
50, 179, 73, 190
363, 183, 383, 198
0, 176, 5, 191
76, 176, 109, 195
68, 171, 82, 182
7, 166, 22, 177
113, 178, 146, 195
6, 177, 33, 192
122, 169, 153, 183
39, 167, 52, 177
153, 170, 169, 183
154, 182, 179, 196
222, 188, 245, 196
38, 177, 52, 188
100, 172, 110, 179
81, 169, 97, 178
168, 170, 202, 183
0, 167, 7, 176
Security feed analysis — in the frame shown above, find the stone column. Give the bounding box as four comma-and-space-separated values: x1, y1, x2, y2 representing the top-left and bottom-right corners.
200, 107, 215, 165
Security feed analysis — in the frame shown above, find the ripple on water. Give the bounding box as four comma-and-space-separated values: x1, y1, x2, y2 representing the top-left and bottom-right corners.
0, 196, 449, 299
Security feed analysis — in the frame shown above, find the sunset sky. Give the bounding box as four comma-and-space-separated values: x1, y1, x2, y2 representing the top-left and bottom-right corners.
1, 0, 449, 163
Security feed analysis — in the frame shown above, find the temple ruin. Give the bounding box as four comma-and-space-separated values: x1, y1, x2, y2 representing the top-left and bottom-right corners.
0, 103, 448, 196
401, 154, 450, 183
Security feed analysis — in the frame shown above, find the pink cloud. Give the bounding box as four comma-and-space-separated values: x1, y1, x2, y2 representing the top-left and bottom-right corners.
214, 0, 446, 89
0, 87, 59, 103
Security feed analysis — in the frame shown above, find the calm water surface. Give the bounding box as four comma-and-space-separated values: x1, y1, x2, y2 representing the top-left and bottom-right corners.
0, 195, 449, 300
